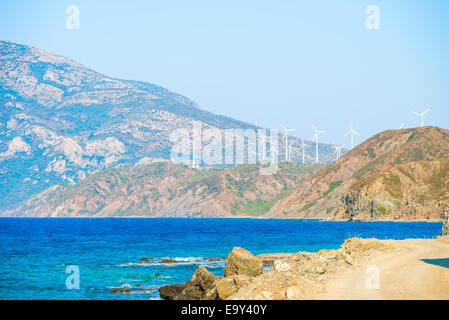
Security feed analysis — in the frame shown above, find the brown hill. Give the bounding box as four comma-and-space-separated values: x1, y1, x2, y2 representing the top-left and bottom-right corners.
3, 162, 321, 217
267, 126, 449, 221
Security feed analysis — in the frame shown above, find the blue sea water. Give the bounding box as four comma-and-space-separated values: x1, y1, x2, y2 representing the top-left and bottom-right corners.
0, 218, 442, 300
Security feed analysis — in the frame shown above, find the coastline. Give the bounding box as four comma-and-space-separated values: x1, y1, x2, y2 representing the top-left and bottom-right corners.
0, 215, 445, 222
160, 236, 449, 300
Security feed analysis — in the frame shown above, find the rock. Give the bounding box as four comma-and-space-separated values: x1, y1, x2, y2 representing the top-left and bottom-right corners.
224, 247, 263, 277
215, 275, 252, 300
285, 286, 301, 299
216, 277, 238, 300
110, 288, 131, 294
161, 259, 177, 264
159, 265, 217, 300
159, 284, 187, 300
273, 260, 291, 272
139, 257, 152, 262
187, 265, 217, 292
155, 273, 161, 277
204, 257, 223, 261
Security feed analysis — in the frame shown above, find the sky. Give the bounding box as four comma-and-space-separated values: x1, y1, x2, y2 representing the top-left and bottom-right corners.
1, 0, 448, 146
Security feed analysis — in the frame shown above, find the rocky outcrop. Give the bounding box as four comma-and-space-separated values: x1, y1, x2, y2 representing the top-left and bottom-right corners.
159, 284, 187, 300
158, 265, 217, 300
160, 240, 398, 300
215, 275, 253, 300
442, 215, 449, 236
161, 259, 177, 264
224, 247, 263, 277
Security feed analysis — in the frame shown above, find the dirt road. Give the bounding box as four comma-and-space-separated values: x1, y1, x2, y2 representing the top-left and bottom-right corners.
323, 238, 449, 299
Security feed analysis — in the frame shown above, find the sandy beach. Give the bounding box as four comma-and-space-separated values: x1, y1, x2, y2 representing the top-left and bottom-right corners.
322, 237, 449, 299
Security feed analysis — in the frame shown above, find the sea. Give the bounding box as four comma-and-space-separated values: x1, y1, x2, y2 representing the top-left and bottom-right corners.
0, 218, 442, 300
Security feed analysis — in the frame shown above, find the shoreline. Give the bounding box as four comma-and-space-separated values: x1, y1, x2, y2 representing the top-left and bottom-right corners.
159, 236, 449, 300
0, 216, 444, 222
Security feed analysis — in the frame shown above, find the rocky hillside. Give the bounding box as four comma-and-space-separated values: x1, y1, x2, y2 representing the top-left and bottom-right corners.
267, 126, 449, 221
3, 162, 322, 217
0, 41, 336, 209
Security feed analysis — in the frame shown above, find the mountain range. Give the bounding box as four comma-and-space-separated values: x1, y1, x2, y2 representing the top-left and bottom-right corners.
4, 126, 448, 220
0, 41, 336, 210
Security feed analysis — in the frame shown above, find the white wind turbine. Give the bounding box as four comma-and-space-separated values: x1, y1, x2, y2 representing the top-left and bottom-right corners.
258, 131, 269, 161
270, 138, 279, 164
280, 123, 296, 162
344, 121, 361, 149
286, 142, 295, 162
398, 123, 405, 130
311, 123, 326, 164
298, 138, 309, 164
410, 107, 431, 127
332, 144, 345, 161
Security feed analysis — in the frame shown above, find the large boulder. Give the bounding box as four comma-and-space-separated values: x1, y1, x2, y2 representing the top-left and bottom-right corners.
159, 284, 187, 300
215, 275, 253, 300
224, 247, 263, 277
159, 265, 217, 300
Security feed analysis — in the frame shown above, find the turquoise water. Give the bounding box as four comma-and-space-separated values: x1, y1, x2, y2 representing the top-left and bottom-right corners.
0, 218, 442, 300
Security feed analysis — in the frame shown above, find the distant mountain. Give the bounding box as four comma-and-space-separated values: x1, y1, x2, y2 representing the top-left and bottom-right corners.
267, 126, 449, 221
3, 162, 321, 217
0, 41, 336, 209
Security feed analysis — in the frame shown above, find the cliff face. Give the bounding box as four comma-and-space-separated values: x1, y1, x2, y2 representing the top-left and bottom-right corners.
3, 162, 321, 217
268, 127, 449, 221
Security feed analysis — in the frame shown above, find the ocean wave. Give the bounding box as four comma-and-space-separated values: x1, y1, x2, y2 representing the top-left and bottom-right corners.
114, 256, 225, 268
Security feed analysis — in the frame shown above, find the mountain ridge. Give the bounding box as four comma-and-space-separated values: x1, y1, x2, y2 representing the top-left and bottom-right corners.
2, 162, 322, 217
0, 40, 336, 209
267, 126, 449, 221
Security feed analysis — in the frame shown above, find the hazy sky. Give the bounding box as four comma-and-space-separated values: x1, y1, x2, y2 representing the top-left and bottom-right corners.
1, 0, 448, 146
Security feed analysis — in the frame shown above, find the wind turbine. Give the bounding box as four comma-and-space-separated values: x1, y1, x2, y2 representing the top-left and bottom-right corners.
398, 123, 405, 130
280, 123, 296, 162
332, 144, 345, 161
270, 139, 279, 164
344, 121, 361, 149
286, 142, 295, 162
311, 123, 326, 164
258, 131, 269, 161
298, 138, 309, 164
410, 108, 431, 127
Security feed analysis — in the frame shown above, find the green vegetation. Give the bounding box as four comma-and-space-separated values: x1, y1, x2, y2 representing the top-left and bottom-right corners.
301, 201, 316, 212
319, 181, 343, 199
231, 199, 274, 216
151, 188, 161, 201
389, 174, 400, 184
397, 167, 416, 183
366, 147, 376, 159
376, 206, 391, 215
